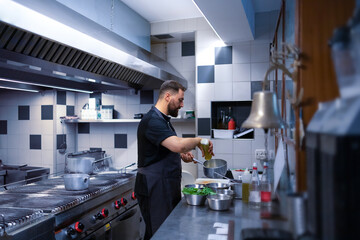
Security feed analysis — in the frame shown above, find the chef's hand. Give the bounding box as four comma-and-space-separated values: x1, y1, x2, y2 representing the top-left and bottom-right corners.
181, 152, 194, 163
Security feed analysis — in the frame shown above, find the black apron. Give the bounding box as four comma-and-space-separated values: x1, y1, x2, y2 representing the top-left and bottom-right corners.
135, 111, 181, 240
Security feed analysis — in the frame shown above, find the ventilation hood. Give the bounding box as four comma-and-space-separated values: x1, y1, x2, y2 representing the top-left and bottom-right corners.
0, 0, 187, 93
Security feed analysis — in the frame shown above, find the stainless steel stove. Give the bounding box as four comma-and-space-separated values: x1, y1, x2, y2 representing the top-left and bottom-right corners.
0, 171, 144, 240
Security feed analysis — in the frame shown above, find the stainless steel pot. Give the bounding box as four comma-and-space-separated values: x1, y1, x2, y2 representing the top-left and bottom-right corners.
63, 173, 89, 190
66, 157, 95, 174
194, 158, 227, 179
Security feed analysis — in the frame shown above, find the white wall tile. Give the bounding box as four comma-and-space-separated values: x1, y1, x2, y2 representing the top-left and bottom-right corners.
233, 140, 252, 154
90, 124, 103, 134
167, 42, 181, 58
126, 91, 140, 104
196, 30, 218, 49
168, 57, 183, 72
7, 149, 19, 164
151, 43, 166, 59
7, 134, 19, 148
101, 133, 114, 149
90, 134, 102, 148
251, 43, 270, 63
196, 47, 215, 66
18, 134, 29, 149
182, 56, 195, 71
184, 87, 195, 111
114, 124, 128, 134
18, 121, 30, 135
78, 134, 90, 149
182, 70, 196, 88
5, 106, 17, 121
30, 120, 42, 134
126, 104, 140, 119
39, 91, 55, 105
42, 134, 54, 150
232, 82, 251, 100
213, 153, 233, 168
102, 93, 114, 105
18, 149, 30, 165
0, 149, 8, 163
233, 63, 251, 82
233, 43, 251, 64
184, 18, 197, 32
196, 83, 214, 102
140, 104, 152, 114
66, 91, 75, 106
30, 150, 42, 166
42, 150, 54, 165
214, 139, 233, 154
232, 154, 252, 169
8, 120, 20, 134
0, 135, 7, 149
114, 104, 127, 119
251, 62, 269, 81
42, 120, 54, 135
214, 82, 232, 101
30, 105, 41, 121
215, 65, 233, 82
114, 149, 127, 168
128, 132, 137, 150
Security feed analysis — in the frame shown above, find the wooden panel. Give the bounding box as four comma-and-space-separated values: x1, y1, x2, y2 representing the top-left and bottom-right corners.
295, 0, 355, 191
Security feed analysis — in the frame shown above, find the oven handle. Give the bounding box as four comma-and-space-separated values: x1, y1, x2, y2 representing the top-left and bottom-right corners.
115, 207, 138, 222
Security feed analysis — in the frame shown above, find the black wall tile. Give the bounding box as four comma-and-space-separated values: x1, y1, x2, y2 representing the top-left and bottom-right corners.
198, 118, 211, 136
182, 134, 195, 138
41, 105, 53, 120
114, 134, 127, 148
78, 123, 90, 134
57, 134, 66, 149
18, 105, 30, 120
140, 90, 154, 104
182, 41, 195, 56
30, 135, 41, 149
215, 46, 232, 65
197, 65, 214, 83
251, 81, 269, 99
66, 106, 75, 116
0, 120, 7, 134
57, 91, 66, 105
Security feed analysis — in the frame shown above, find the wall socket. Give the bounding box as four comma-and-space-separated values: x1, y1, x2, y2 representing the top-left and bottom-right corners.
255, 149, 267, 160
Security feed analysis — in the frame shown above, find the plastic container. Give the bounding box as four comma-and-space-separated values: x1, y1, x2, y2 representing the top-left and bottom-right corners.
260, 162, 272, 206
200, 138, 212, 160
213, 129, 235, 139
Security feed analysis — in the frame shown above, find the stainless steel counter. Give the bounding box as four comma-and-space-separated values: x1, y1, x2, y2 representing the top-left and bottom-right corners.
152, 198, 292, 240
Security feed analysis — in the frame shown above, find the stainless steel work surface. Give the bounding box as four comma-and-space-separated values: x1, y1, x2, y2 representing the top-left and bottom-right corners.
152, 198, 291, 240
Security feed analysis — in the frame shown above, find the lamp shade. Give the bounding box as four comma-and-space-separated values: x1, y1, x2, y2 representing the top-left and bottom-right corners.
242, 91, 286, 129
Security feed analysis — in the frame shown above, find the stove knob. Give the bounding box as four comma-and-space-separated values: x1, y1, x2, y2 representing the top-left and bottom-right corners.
100, 208, 109, 218
66, 227, 76, 237
114, 200, 121, 209
74, 222, 85, 233
131, 192, 136, 200
121, 197, 128, 206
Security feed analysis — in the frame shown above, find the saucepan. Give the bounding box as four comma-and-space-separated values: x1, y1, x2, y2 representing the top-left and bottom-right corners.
63, 173, 89, 191
193, 158, 227, 179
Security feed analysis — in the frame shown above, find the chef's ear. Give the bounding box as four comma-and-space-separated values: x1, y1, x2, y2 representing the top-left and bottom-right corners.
164, 92, 171, 102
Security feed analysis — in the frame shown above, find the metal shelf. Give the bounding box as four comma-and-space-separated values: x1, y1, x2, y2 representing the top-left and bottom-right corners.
63, 118, 195, 123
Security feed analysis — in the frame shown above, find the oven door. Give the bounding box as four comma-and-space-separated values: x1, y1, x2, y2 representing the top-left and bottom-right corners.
83, 205, 145, 240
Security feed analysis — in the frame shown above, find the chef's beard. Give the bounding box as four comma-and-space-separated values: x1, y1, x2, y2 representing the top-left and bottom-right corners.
168, 100, 180, 117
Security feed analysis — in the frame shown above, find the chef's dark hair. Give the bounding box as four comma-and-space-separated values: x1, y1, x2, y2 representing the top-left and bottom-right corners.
158, 80, 186, 98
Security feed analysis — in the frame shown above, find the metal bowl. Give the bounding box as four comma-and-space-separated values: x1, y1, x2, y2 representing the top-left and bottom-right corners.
184, 184, 205, 189
207, 194, 232, 211
184, 193, 207, 206
216, 189, 234, 198
205, 182, 229, 192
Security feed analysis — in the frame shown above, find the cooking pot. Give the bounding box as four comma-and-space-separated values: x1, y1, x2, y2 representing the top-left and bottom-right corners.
63, 173, 89, 191
66, 157, 95, 174
193, 158, 227, 179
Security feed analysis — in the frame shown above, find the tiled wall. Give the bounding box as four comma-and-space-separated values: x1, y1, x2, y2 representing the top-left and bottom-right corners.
0, 90, 76, 173
151, 12, 278, 176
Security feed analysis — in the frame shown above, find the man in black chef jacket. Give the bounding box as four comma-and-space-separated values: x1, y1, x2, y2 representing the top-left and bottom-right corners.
135, 80, 214, 240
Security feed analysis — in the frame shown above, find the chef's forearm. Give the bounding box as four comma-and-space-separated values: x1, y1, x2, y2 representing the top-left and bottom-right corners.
162, 136, 201, 153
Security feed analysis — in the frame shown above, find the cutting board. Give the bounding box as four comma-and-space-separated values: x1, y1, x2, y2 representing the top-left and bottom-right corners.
195, 178, 230, 185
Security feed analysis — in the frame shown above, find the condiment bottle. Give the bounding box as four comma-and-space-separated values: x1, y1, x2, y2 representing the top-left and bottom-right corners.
249, 162, 261, 208
228, 118, 235, 130
200, 138, 212, 160
260, 162, 272, 206
242, 168, 251, 203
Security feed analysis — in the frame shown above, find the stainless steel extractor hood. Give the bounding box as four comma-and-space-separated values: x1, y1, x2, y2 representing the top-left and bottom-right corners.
0, 0, 187, 92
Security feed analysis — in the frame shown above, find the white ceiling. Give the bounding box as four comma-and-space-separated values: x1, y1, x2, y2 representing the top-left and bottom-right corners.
120, 0, 281, 23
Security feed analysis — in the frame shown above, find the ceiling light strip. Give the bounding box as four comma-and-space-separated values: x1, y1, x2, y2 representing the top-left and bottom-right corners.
191, 0, 225, 44
0, 86, 39, 93
0, 78, 93, 94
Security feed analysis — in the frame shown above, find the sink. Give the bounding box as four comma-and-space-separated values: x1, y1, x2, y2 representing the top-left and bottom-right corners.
241, 228, 293, 240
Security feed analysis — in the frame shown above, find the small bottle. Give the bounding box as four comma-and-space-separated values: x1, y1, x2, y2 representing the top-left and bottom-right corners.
228, 118, 235, 130
260, 162, 272, 206
242, 168, 251, 203
200, 138, 212, 160
249, 162, 261, 208
217, 111, 226, 129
